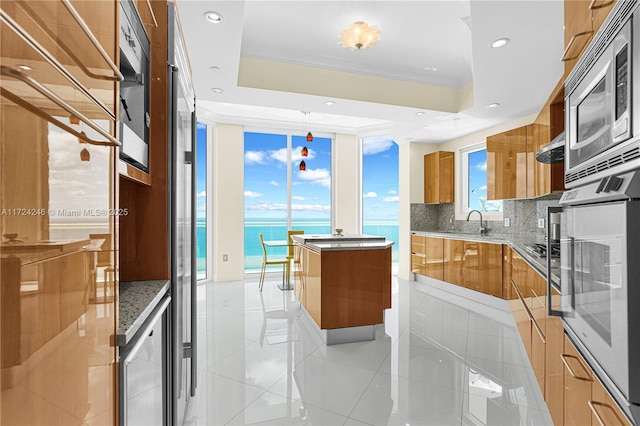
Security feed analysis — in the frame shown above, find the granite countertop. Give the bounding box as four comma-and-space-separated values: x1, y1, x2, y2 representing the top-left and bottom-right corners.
117, 280, 170, 346
292, 234, 393, 251
411, 230, 560, 287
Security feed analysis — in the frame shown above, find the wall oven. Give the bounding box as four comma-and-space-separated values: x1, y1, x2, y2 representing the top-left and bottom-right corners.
119, 0, 150, 172
565, 1, 640, 188
547, 170, 640, 423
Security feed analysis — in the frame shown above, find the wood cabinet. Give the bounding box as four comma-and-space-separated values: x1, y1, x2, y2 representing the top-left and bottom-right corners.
546, 294, 565, 426
411, 234, 444, 280
562, 335, 632, 426
1, 1, 119, 423
424, 151, 454, 204
487, 122, 564, 200
486, 125, 530, 200
443, 238, 502, 297
563, 0, 617, 79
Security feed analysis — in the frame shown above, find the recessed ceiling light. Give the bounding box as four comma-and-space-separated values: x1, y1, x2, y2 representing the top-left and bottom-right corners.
487, 103, 500, 108
491, 38, 510, 48
424, 67, 438, 72
325, 100, 335, 106
415, 111, 425, 116
210, 66, 221, 71
211, 88, 223, 94
17, 65, 32, 71
204, 11, 223, 23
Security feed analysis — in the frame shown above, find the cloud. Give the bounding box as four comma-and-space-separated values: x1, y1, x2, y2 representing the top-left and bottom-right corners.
292, 196, 306, 201
479, 185, 487, 191
270, 146, 316, 164
475, 161, 487, 171
197, 191, 206, 197
269, 181, 279, 186
363, 137, 395, 155
387, 190, 397, 195
383, 196, 399, 202
297, 168, 330, 187
245, 151, 266, 164
363, 191, 378, 198
244, 191, 263, 198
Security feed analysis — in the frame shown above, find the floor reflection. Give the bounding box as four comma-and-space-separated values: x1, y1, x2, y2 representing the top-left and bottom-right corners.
190, 275, 552, 425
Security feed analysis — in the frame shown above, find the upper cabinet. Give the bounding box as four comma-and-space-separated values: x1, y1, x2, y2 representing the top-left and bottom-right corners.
487, 120, 565, 200
424, 151, 454, 204
563, 0, 617, 79
486, 125, 530, 200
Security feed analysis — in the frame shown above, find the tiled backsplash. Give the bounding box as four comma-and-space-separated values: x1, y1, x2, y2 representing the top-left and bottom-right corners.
411, 195, 561, 242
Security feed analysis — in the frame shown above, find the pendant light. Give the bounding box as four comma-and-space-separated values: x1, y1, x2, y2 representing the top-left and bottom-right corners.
301, 111, 313, 142
301, 146, 308, 157
299, 160, 306, 171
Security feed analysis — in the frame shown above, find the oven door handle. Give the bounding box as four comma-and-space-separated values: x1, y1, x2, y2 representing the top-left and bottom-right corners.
547, 206, 572, 317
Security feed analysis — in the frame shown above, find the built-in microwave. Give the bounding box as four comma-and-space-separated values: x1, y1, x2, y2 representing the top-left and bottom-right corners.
119, 0, 150, 173
565, 1, 640, 188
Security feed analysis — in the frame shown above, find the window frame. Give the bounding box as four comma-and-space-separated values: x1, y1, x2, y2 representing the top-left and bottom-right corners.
456, 142, 503, 221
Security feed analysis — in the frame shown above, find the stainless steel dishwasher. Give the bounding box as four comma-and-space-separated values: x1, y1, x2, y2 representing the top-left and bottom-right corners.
120, 295, 171, 425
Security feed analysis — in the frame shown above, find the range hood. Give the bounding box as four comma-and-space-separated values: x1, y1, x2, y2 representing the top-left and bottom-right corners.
536, 131, 565, 164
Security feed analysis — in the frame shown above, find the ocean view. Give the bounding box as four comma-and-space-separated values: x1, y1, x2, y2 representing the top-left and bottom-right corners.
196, 218, 399, 274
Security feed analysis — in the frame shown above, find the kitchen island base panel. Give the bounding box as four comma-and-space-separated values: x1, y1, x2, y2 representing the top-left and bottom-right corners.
299, 304, 377, 345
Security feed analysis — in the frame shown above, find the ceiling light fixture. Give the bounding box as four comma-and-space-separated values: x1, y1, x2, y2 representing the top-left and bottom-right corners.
424, 67, 438, 72
487, 103, 500, 108
491, 38, 510, 48
204, 11, 223, 23
301, 111, 313, 142
325, 100, 335, 106
415, 111, 425, 116
210, 66, 221, 71
339, 21, 380, 50
211, 88, 223, 94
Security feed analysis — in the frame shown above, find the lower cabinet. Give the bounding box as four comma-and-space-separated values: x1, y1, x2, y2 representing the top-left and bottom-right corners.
119, 295, 171, 426
411, 234, 443, 280
562, 335, 632, 426
443, 238, 503, 297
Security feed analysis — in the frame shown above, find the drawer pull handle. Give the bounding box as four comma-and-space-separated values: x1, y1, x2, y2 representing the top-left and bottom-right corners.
1, 66, 120, 147
14, 0, 123, 82
59, 0, 124, 81
588, 400, 626, 426
561, 31, 593, 62
560, 354, 593, 381
589, 0, 615, 10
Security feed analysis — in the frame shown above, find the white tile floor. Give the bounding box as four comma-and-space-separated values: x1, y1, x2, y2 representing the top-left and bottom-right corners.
188, 274, 553, 426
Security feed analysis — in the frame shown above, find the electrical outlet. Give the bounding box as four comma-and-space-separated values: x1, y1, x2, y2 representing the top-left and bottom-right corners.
504, 218, 510, 227
538, 218, 545, 228
223, 254, 228, 261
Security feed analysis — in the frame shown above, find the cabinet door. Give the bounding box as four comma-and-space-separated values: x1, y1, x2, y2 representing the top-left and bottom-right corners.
443, 238, 465, 286
478, 242, 503, 298
531, 319, 546, 398
411, 234, 426, 275
486, 126, 527, 200
424, 236, 443, 280
509, 281, 532, 359
563, 336, 594, 426
546, 292, 565, 426
563, 0, 593, 78
424, 152, 439, 204
438, 151, 454, 203
502, 245, 514, 299
591, 0, 617, 36
591, 375, 632, 426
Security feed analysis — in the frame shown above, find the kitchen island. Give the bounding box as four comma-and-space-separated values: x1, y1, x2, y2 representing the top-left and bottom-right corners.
291, 234, 394, 344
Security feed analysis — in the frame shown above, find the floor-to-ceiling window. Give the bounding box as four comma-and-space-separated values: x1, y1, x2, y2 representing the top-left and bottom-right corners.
244, 131, 332, 271
196, 122, 207, 279
362, 136, 399, 263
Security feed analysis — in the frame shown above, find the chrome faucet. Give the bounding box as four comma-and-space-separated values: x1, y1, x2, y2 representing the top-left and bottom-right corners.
466, 209, 486, 234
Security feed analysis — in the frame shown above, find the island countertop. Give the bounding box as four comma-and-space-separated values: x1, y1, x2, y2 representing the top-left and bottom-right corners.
291, 234, 393, 251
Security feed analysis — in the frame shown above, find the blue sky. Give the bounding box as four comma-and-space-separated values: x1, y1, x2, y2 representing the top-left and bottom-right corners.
243, 132, 399, 222
362, 136, 399, 221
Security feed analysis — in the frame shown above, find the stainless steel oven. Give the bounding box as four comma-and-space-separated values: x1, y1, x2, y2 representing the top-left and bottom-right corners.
547, 170, 640, 423
119, 0, 150, 172
565, 1, 640, 188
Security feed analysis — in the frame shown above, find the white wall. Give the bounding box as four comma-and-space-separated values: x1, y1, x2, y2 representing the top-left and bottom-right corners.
333, 133, 360, 234
212, 123, 245, 281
